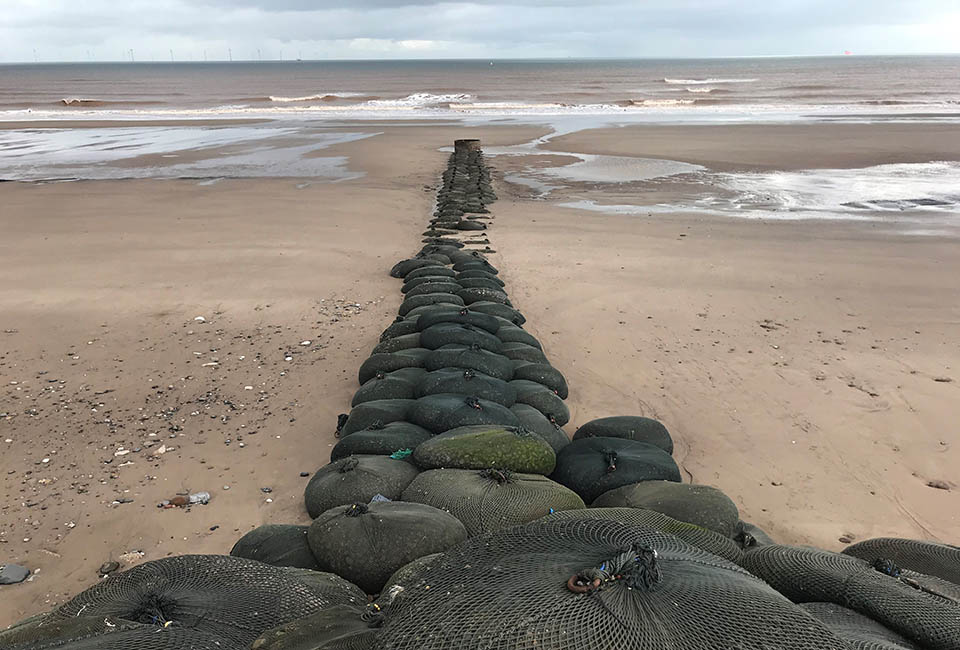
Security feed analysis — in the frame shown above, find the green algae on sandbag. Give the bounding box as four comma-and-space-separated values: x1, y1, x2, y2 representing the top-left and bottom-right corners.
512, 362, 569, 399
415, 367, 517, 407
413, 306, 501, 334
419, 322, 503, 352
230, 524, 320, 570
510, 379, 570, 426
331, 421, 433, 462
572, 415, 674, 455
424, 344, 515, 380
412, 424, 556, 474
551, 436, 681, 503
304, 455, 419, 518
357, 348, 429, 385
250, 604, 377, 650
402, 468, 584, 536
510, 403, 569, 452
540, 506, 744, 564
408, 393, 520, 434
842, 538, 960, 586
397, 292, 464, 317
591, 481, 740, 538
340, 399, 415, 436
307, 502, 467, 594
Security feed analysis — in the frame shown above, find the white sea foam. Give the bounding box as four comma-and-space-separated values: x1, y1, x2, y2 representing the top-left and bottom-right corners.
686, 87, 715, 93
269, 93, 364, 102
366, 92, 472, 107
631, 99, 696, 107
663, 78, 758, 84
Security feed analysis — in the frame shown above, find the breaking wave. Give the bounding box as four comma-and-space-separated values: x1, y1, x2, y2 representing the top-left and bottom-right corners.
663, 78, 758, 85
268, 92, 365, 102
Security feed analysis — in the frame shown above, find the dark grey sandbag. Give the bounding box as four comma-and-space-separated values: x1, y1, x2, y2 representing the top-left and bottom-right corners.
230, 524, 320, 570
573, 415, 674, 455
422, 253, 452, 265
510, 379, 570, 426
457, 287, 511, 306
415, 368, 517, 406
358, 349, 429, 385
402, 468, 584, 536
372, 519, 848, 650
14, 555, 359, 648
403, 282, 464, 299
397, 293, 464, 317
419, 322, 503, 352
591, 481, 740, 538
371, 333, 422, 355
382, 553, 444, 592
389, 258, 443, 279
453, 259, 498, 275
551, 436, 682, 503
0, 617, 231, 650
331, 421, 433, 462
424, 344, 515, 380
842, 538, 960, 586
340, 399, 415, 436
540, 507, 744, 565
408, 393, 520, 434
414, 306, 501, 334
495, 324, 543, 349
401, 275, 458, 294
510, 403, 569, 452
412, 424, 556, 474
456, 277, 504, 292
466, 301, 526, 325
404, 266, 456, 282
379, 317, 419, 342
304, 455, 419, 518
454, 220, 486, 231
250, 604, 377, 650
512, 362, 569, 399
800, 602, 922, 650
500, 341, 549, 364
740, 545, 960, 650
307, 501, 468, 594
455, 269, 504, 286
351, 368, 424, 406
735, 520, 776, 549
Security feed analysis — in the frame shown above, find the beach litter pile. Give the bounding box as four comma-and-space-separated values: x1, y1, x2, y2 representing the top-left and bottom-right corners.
2, 140, 957, 649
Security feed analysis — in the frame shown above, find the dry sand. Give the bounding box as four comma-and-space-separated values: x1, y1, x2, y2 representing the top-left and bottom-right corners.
2, 120, 959, 626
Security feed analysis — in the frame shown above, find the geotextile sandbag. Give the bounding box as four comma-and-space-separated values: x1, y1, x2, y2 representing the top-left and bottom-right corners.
453, 259, 498, 275
415, 368, 517, 406
379, 317, 419, 342
390, 258, 443, 279
424, 344, 514, 380
500, 341, 549, 364
401, 468, 584, 536
413, 306, 501, 334
340, 399, 415, 436
466, 301, 525, 325
842, 538, 960, 586
307, 501, 467, 594
404, 266, 456, 282
512, 362, 569, 399
800, 602, 922, 650
551, 436, 682, 503
591, 481, 740, 538
419, 322, 503, 352
304, 455, 419, 518
735, 520, 776, 549
250, 604, 377, 650
358, 349, 430, 385
495, 324, 543, 349
370, 332, 422, 355
457, 287, 511, 306
510, 403, 569, 452
397, 293, 463, 317
510, 379, 569, 426
456, 277, 504, 292
456, 269, 504, 286
401, 274, 458, 294
412, 424, 556, 474
403, 281, 464, 299
330, 421, 433, 461
408, 393, 520, 433
230, 524, 320, 570
351, 368, 424, 406
573, 415, 674, 455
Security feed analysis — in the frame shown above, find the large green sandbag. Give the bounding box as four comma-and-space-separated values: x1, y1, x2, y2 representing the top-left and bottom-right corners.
304, 455, 419, 518
800, 602, 923, 650
402, 468, 584, 536
412, 424, 556, 474
408, 393, 520, 434
551, 436, 681, 503
401, 274, 458, 294
307, 501, 467, 594
456, 277, 503, 291
330, 421, 433, 462
573, 415, 674, 455
230, 524, 320, 570
415, 368, 517, 406
842, 538, 960, 586
591, 481, 740, 538
457, 287, 511, 306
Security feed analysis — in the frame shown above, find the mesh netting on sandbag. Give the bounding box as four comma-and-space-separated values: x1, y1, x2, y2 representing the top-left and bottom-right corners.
457, 276, 503, 291
401, 275, 460, 293
800, 602, 921, 650
8, 555, 356, 649
739, 544, 960, 650
842, 537, 960, 586
307, 502, 467, 594
540, 506, 744, 564
572, 415, 674, 454
304, 455, 419, 518
230, 524, 321, 570
372, 518, 846, 650
412, 424, 556, 474
494, 323, 542, 348
408, 393, 520, 433
401, 468, 585, 536
591, 481, 740, 538
330, 422, 433, 462
415, 368, 518, 406
550, 436, 681, 503
735, 520, 776, 549
251, 604, 378, 650
0, 618, 230, 650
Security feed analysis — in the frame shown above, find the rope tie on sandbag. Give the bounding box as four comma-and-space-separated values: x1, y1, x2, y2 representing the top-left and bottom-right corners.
465, 396, 483, 410
375, 370, 386, 380
873, 558, 960, 602
458, 308, 469, 316
338, 457, 360, 473
602, 450, 619, 473
479, 468, 515, 485
335, 413, 349, 438
462, 369, 476, 380
368, 420, 386, 430
344, 503, 369, 517
363, 585, 405, 626
566, 543, 662, 595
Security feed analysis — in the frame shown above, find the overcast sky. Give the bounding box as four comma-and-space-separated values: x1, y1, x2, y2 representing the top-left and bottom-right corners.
2, 0, 958, 62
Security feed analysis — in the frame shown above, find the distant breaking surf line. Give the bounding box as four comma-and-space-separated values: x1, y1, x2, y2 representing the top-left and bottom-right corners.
663, 78, 758, 85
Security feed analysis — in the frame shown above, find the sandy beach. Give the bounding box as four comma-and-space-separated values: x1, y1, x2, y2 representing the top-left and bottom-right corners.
2, 120, 959, 626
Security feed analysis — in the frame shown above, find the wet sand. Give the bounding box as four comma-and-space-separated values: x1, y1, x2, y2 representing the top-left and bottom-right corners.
2, 120, 959, 626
